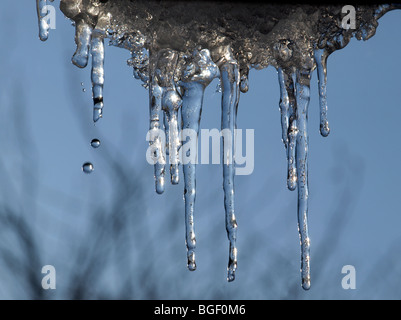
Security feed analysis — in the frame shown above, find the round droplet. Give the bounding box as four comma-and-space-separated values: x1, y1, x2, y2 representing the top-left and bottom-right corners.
155, 176, 165, 194
227, 270, 235, 282
82, 162, 94, 174
320, 121, 330, 137
91, 139, 101, 148
82, 88, 86, 92
302, 276, 311, 290
187, 250, 196, 271
287, 169, 297, 191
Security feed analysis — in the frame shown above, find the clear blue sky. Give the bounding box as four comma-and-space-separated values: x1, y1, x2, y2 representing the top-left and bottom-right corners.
0, 3, 400, 299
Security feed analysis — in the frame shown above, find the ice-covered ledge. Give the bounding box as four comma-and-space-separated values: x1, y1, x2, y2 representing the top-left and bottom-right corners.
36, 0, 400, 290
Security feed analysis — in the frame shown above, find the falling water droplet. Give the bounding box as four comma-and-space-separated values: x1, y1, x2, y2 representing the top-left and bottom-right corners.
82, 162, 94, 174
91, 139, 101, 148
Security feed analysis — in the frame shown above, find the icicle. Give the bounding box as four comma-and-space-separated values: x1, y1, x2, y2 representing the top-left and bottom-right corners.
163, 111, 170, 157
47, 0, 397, 289
149, 75, 166, 195
314, 49, 330, 137
277, 69, 298, 191
180, 83, 202, 271
277, 68, 290, 148
91, 31, 105, 122
294, 69, 312, 290
219, 47, 240, 282
157, 50, 182, 185
36, 0, 53, 41
287, 115, 298, 192
162, 89, 181, 185
72, 20, 93, 68
179, 49, 219, 272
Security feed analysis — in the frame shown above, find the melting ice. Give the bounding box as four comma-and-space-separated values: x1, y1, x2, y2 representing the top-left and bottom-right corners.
37, 1, 400, 289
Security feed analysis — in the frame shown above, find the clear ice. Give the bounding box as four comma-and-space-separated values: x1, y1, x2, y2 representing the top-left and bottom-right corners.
218, 46, 239, 282
179, 49, 220, 271
148, 79, 166, 194
91, 31, 105, 122
40, 1, 400, 289
36, 0, 54, 41
314, 49, 330, 137
294, 69, 312, 290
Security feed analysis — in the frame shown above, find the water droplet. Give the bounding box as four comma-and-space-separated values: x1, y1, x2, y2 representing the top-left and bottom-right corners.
91, 138, 101, 148
82, 162, 94, 174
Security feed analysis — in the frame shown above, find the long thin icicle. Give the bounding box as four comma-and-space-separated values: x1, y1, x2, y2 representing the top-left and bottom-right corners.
314, 49, 330, 137
91, 31, 105, 122
180, 49, 219, 272
295, 69, 312, 290
278, 69, 298, 191
278, 68, 290, 148
219, 47, 239, 282
149, 72, 166, 194
180, 82, 203, 271
158, 50, 181, 185
162, 89, 181, 185
287, 73, 298, 192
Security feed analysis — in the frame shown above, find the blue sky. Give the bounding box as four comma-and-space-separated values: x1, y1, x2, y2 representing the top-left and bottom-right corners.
0, 3, 400, 299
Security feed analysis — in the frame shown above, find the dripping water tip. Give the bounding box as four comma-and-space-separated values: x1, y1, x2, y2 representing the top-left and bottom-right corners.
302, 279, 311, 291
187, 262, 197, 272
227, 272, 236, 282
71, 57, 88, 69
320, 122, 330, 137
155, 179, 165, 194
320, 129, 330, 137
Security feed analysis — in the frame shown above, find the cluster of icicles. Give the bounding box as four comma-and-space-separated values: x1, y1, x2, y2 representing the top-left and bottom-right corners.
36, 0, 394, 290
